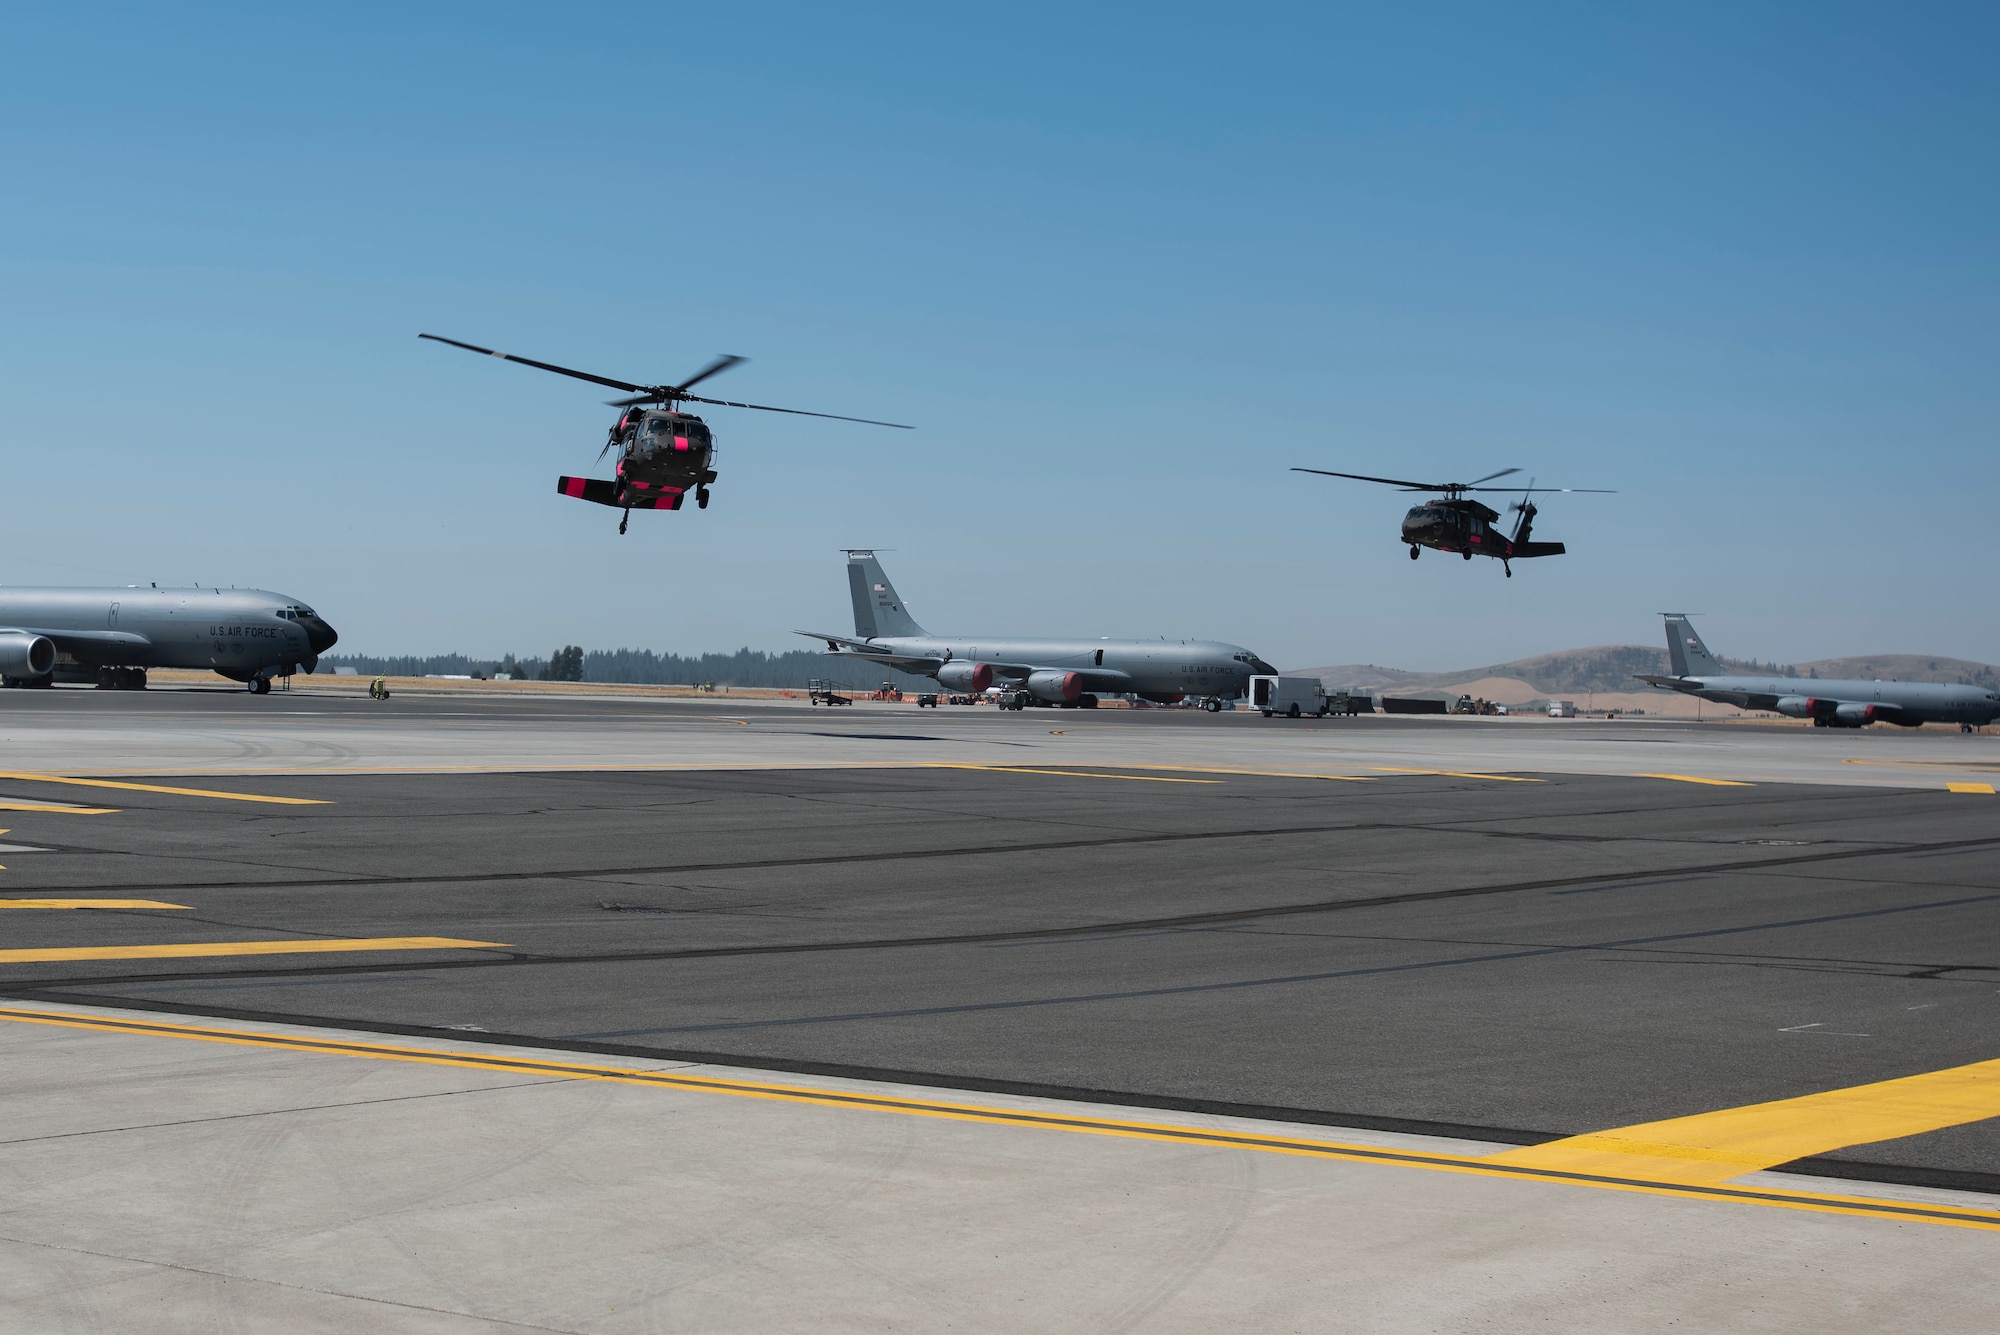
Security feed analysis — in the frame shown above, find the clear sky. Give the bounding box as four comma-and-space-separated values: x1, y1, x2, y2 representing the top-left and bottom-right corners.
4, 4, 1994, 670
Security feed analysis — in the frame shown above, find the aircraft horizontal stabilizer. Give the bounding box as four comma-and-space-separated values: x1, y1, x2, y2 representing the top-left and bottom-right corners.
556, 476, 684, 510
1513, 541, 1565, 558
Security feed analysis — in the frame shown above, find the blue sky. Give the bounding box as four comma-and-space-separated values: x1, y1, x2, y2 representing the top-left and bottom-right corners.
3, 4, 1994, 669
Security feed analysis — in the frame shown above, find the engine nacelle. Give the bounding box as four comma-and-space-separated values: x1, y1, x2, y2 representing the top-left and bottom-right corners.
1774, 696, 1820, 719
936, 661, 993, 692
0, 632, 56, 680
1025, 669, 1082, 704
1832, 702, 1879, 727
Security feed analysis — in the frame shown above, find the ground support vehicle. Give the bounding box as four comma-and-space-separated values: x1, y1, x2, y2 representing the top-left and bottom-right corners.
808, 679, 851, 706
916, 693, 939, 708
1327, 692, 1372, 715
1250, 675, 1329, 718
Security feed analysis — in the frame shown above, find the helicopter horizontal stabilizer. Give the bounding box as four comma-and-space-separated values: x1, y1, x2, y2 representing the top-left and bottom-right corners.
556, 476, 685, 510
1512, 541, 1565, 558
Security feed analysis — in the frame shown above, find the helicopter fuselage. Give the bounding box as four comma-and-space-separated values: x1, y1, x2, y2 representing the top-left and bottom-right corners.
1400, 497, 1564, 567
610, 408, 717, 507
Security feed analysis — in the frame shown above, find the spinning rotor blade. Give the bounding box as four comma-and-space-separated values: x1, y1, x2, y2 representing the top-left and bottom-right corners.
419, 334, 650, 394
675, 354, 746, 393
1466, 467, 1520, 487
678, 392, 913, 429
1291, 467, 1450, 491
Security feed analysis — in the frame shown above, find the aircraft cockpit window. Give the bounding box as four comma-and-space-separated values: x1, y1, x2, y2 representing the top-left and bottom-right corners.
647, 419, 673, 434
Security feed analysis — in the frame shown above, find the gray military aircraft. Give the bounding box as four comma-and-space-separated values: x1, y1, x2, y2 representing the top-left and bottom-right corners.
1637, 614, 2000, 731
0, 585, 337, 693
797, 552, 1276, 710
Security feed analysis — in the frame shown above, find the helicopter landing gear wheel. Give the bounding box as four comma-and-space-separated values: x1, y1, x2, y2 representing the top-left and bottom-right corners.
1461, 548, 1472, 561
696, 486, 710, 510
618, 508, 629, 535
1409, 546, 1419, 560
1504, 563, 1512, 578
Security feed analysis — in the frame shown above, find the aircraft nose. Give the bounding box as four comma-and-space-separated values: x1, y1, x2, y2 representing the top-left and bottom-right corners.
303, 616, 338, 654
1250, 657, 1279, 676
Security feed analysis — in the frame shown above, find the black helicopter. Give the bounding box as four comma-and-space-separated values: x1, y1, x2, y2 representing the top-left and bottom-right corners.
420, 334, 911, 534
1292, 466, 1613, 576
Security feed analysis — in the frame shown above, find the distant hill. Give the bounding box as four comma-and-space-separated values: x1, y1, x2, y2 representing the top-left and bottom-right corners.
1295, 646, 2000, 699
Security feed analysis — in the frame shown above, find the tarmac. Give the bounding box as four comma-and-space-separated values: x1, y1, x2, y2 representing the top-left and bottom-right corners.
2, 685, 1998, 1331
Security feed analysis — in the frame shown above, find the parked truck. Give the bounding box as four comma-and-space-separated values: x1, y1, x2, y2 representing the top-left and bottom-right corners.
1249, 675, 1329, 718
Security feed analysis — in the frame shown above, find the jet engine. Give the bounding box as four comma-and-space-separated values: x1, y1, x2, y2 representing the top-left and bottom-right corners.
936, 661, 993, 692
1025, 670, 1082, 704
1831, 702, 1882, 727
1773, 696, 1823, 719
0, 632, 57, 680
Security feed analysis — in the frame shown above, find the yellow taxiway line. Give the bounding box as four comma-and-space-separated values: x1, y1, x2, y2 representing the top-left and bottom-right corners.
0, 1005, 1993, 1232
0, 899, 191, 910
1490, 1056, 2000, 1187
1099, 764, 1374, 782
0, 936, 506, 964
1637, 774, 1754, 787
1370, 767, 1543, 783
921, 764, 1220, 784
0, 772, 327, 805
0, 803, 117, 814
1947, 782, 1996, 795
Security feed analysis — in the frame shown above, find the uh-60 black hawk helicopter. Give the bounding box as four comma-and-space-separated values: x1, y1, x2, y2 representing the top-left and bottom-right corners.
420, 334, 911, 534
1292, 466, 1613, 576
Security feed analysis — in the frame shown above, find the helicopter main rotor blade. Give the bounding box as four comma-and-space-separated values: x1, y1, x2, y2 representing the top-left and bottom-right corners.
1291, 467, 1448, 491
674, 354, 746, 393
419, 334, 651, 394
1465, 467, 1521, 487
679, 393, 913, 429
1479, 485, 1617, 494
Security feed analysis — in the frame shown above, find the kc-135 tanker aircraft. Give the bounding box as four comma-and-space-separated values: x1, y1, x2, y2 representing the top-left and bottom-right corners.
0, 586, 337, 692
1639, 614, 2000, 730
799, 551, 1277, 710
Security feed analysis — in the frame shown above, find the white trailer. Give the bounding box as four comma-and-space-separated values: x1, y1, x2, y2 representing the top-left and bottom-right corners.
1548, 700, 1577, 718
1250, 675, 1328, 718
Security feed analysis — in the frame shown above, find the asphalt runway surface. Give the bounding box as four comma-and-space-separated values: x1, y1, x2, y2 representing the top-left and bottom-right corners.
4, 711, 1997, 1192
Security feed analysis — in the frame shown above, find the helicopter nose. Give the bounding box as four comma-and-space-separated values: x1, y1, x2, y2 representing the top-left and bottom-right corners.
302, 616, 338, 655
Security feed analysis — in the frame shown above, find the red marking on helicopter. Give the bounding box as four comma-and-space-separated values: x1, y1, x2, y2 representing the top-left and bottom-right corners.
562, 478, 588, 499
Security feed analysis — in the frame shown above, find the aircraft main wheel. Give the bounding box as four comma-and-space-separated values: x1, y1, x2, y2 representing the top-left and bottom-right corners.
252, 678, 271, 695
1409, 546, 1419, 560
696, 487, 710, 509
1504, 566, 1513, 579
1964, 723, 1975, 734
1461, 549, 1472, 561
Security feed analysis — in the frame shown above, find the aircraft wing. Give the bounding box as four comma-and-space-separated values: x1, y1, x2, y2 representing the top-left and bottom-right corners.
2, 627, 152, 652
794, 632, 1136, 689
1634, 674, 1694, 690
794, 630, 946, 667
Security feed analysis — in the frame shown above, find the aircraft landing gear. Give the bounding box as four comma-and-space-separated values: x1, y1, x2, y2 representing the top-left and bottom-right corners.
1503, 562, 1513, 579
1409, 546, 1420, 560
1964, 723, 1976, 734
618, 508, 630, 535
1461, 548, 1472, 561
250, 677, 272, 695
696, 486, 710, 510
1204, 697, 1224, 713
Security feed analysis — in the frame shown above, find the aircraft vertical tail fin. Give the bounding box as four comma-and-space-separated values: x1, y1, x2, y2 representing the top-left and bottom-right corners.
1663, 613, 1723, 677
844, 551, 927, 640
